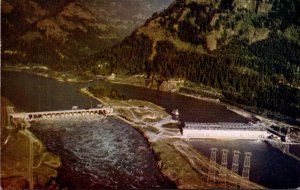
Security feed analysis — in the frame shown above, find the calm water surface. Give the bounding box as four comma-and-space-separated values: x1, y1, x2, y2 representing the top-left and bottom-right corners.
1, 71, 248, 122
189, 140, 300, 189
2, 71, 300, 188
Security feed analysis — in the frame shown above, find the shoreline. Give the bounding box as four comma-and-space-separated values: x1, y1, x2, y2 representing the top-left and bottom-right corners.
3, 67, 297, 129
110, 78, 299, 129
3, 66, 297, 131
81, 87, 263, 189
112, 114, 178, 188
4, 66, 297, 131
1, 97, 61, 189
2, 65, 93, 83
80, 88, 180, 186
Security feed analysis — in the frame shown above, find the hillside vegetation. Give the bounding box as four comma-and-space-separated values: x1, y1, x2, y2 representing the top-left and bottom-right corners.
86, 0, 300, 123
1, 0, 172, 76
1, 0, 120, 75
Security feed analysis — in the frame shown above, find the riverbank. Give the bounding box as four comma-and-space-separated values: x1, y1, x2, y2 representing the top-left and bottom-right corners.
1, 97, 61, 189
81, 88, 263, 189
2, 65, 92, 83
107, 74, 299, 128
3, 66, 298, 127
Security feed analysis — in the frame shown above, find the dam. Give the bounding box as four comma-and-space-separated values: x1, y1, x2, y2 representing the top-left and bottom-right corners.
9, 107, 113, 122
183, 122, 269, 139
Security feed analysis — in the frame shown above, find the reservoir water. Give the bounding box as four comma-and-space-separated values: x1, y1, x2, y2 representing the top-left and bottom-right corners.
2, 71, 300, 188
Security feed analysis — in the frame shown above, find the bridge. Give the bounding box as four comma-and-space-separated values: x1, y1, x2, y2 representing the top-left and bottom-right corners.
10, 107, 113, 122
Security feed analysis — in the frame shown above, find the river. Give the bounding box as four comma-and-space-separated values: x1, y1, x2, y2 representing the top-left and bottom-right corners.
2, 70, 300, 188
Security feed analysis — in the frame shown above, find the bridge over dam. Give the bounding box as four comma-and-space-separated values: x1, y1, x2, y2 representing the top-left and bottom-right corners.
9, 107, 113, 122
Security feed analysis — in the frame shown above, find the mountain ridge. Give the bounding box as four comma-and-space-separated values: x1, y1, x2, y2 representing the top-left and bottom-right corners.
1, 0, 172, 74
88, 0, 300, 122
2, 0, 121, 74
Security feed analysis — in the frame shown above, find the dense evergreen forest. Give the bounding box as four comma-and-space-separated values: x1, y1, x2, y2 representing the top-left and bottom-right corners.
84, 0, 300, 123
86, 34, 300, 123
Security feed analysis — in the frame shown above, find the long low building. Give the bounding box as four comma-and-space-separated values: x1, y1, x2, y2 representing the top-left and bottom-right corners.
182, 122, 270, 139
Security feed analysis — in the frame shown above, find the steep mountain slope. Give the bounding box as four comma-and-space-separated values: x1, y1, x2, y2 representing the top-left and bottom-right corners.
81, 0, 173, 37
2, 0, 172, 74
89, 0, 300, 122
2, 0, 120, 73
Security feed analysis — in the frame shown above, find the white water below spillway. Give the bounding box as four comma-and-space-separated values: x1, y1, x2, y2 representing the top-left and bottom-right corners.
30, 115, 171, 189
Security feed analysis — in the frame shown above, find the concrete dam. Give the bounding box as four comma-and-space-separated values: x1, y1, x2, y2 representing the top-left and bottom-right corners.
183, 122, 269, 139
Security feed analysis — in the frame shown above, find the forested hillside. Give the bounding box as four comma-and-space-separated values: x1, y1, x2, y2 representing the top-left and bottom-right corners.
1, 0, 172, 74
86, 0, 300, 123
80, 0, 173, 37
2, 0, 120, 74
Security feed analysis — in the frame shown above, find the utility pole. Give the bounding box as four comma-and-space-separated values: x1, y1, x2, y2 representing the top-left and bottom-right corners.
207, 147, 218, 184
242, 152, 252, 180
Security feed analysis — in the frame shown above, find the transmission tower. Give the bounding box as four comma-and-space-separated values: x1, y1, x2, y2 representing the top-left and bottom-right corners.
242, 152, 252, 180
230, 150, 240, 187
207, 147, 218, 184
231, 150, 240, 174
219, 149, 229, 185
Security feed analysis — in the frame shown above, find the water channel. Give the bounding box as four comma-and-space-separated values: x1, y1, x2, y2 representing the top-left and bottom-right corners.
2, 70, 300, 188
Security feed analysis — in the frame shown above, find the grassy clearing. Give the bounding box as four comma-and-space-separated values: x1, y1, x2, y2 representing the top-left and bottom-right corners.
144, 126, 160, 134
84, 87, 168, 123
130, 108, 145, 118
162, 123, 179, 129
115, 108, 134, 119
142, 117, 161, 123
110, 75, 147, 87
128, 99, 166, 112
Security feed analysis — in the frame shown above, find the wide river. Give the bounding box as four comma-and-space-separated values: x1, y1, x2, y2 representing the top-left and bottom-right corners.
2, 71, 300, 188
